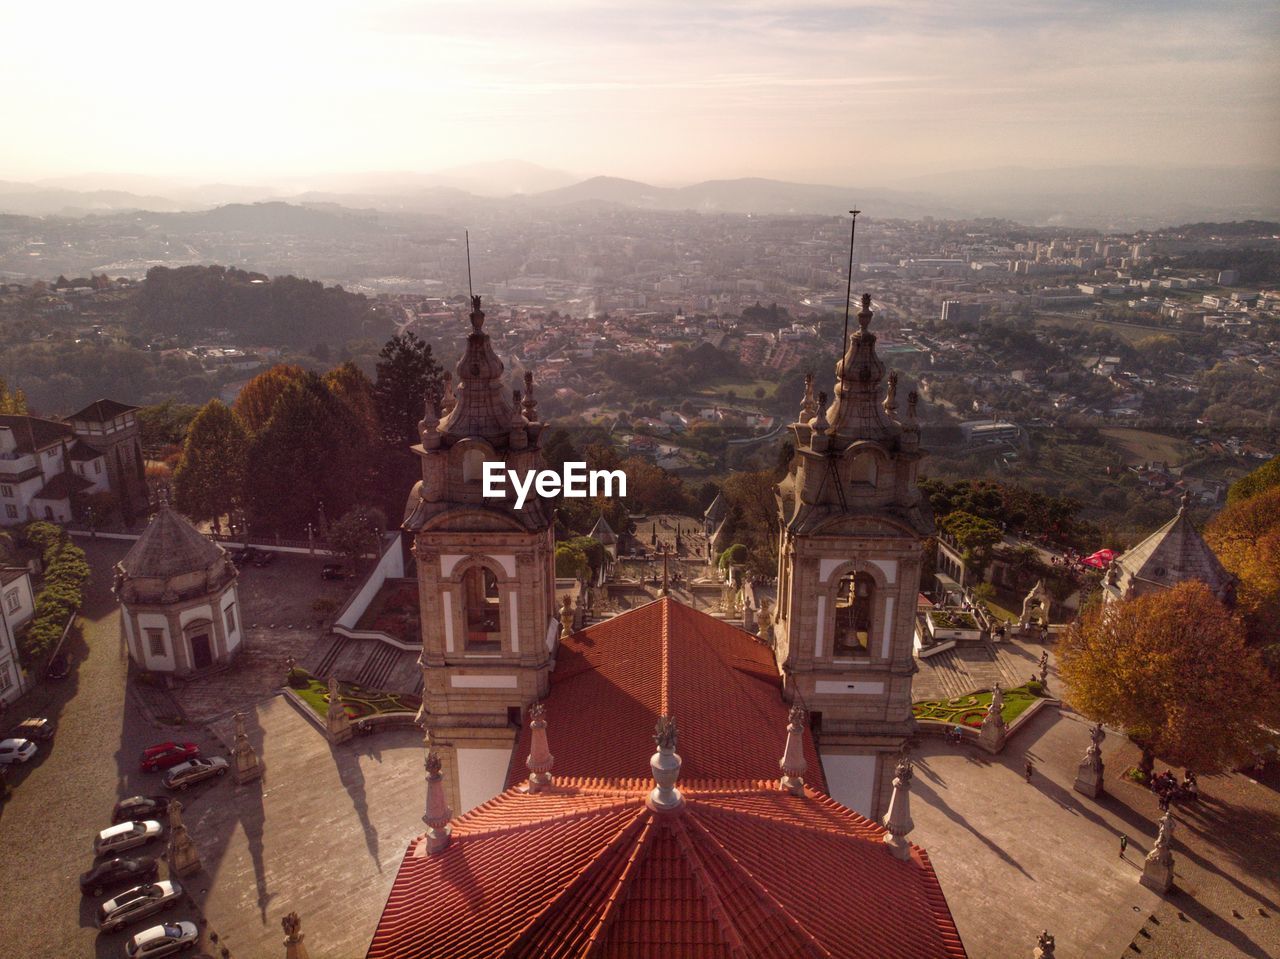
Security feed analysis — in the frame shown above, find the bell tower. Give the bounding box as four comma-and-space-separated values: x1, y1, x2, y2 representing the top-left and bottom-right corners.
772, 294, 932, 819
403, 296, 558, 811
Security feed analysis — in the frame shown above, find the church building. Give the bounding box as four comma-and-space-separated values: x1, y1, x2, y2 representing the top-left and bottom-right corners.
372, 295, 963, 957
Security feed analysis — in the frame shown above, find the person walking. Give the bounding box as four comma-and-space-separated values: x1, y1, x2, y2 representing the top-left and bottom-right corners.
1024, 758, 1034, 783
1119, 834, 1128, 858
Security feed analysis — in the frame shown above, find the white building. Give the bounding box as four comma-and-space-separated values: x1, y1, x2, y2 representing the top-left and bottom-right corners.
0, 566, 35, 706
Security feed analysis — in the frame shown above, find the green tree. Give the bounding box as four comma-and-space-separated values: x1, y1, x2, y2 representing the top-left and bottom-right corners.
1058, 582, 1279, 775
136, 401, 200, 450
326, 504, 388, 571
173, 400, 249, 530
938, 510, 1003, 579
555, 543, 590, 580
373, 331, 443, 450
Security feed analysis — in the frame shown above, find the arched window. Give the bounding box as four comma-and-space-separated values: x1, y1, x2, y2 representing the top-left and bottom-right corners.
834, 571, 874, 656
462, 566, 502, 650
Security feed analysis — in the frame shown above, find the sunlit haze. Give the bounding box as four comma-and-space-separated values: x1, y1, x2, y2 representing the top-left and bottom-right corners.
4, 0, 1278, 188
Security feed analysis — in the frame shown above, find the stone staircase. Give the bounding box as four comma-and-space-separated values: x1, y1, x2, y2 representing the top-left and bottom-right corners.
914, 640, 1033, 702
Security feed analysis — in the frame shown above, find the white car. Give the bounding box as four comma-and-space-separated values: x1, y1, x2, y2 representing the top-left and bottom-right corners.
95, 821, 163, 857
124, 921, 199, 957
0, 738, 37, 764
162, 756, 228, 791
98, 880, 183, 933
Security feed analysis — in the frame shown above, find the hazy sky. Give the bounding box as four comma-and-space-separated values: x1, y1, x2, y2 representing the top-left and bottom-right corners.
4, 0, 1277, 186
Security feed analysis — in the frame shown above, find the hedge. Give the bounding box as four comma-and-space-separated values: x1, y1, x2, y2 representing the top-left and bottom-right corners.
16, 523, 89, 667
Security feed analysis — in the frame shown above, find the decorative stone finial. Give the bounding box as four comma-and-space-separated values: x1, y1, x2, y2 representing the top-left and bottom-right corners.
325, 675, 352, 744
522, 371, 538, 421
779, 705, 808, 795
470, 294, 484, 331
978, 683, 1007, 753
559, 594, 574, 636
906, 389, 919, 422
441, 372, 456, 414
526, 702, 554, 792
884, 370, 899, 417
1074, 721, 1106, 798
419, 389, 441, 449
858, 292, 873, 329
647, 714, 684, 811
799, 371, 817, 423
282, 911, 311, 959
423, 749, 453, 855
1034, 930, 1055, 959
232, 710, 263, 784
166, 799, 201, 877
882, 749, 915, 859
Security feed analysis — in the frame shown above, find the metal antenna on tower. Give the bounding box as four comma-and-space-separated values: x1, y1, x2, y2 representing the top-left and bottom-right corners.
465, 230, 474, 300
840, 208, 860, 361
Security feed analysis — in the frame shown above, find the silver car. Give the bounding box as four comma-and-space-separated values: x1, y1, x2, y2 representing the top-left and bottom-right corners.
124, 920, 199, 957
95, 821, 163, 857
98, 880, 183, 933
162, 756, 228, 791
0, 737, 37, 764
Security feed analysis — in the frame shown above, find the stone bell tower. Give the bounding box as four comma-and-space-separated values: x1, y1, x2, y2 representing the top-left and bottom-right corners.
772, 294, 932, 819
403, 295, 557, 812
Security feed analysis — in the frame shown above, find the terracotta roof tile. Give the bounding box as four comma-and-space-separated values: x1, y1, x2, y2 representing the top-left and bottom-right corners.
506, 598, 825, 793
367, 781, 966, 959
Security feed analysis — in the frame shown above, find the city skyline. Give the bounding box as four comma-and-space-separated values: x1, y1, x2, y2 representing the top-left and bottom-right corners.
4, 0, 1278, 188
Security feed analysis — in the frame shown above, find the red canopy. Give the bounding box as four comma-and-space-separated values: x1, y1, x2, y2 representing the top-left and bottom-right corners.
1083, 548, 1117, 569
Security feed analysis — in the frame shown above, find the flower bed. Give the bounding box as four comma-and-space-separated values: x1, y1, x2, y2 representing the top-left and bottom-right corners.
912, 683, 1042, 728
293, 676, 421, 721
929, 610, 979, 630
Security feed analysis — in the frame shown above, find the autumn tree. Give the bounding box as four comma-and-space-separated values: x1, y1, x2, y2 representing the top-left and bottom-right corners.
0, 376, 28, 414
233, 363, 308, 434
173, 400, 249, 530
1227, 455, 1280, 506
1205, 485, 1280, 653
324, 361, 380, 443
1058, 582, 1278, 775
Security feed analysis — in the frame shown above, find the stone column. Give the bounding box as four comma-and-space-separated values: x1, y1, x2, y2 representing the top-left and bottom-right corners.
282, 911, 311, 959
166, 799, 201, 877
882, 754, 915, 860
1073, 721, 1105, 798
232, 711, 263, 784
1140, 810, 1176, 893
325, 675, 352, 744
978, 683, 1007, 753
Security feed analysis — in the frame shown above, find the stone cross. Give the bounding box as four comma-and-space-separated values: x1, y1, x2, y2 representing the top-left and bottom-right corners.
166, 799, 201, 877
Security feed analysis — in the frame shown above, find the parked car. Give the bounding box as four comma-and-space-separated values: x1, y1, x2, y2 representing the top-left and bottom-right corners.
98, 880, 184, 933
112, 796, 172, 824
321, 563, 349, 581
0, 738, 37, 765
124, 920, 199, 957
95, 821, 163, 857
252, 550, 276, 567
230, 547, 258, 567
9, 717, 54, 741
80, 857, 159, 896
162, 756, 229, 791
140, 743, 200, 772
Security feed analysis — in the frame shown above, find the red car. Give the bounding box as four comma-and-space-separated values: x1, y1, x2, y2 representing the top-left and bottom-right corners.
139, 742, 201, 772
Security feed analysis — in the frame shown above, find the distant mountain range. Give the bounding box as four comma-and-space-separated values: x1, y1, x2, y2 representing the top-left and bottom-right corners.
1, 161, 1277, 229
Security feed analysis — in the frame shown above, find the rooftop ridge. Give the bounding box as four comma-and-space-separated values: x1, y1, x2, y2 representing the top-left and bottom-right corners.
670, 816, 753, 959
682, 806, 833, 958
659, 596, 671, 716
579, 815, 658, 956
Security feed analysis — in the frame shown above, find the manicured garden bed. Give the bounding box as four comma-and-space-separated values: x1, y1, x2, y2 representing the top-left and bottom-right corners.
913, 683, 1044, 728
292, 675, 421, 721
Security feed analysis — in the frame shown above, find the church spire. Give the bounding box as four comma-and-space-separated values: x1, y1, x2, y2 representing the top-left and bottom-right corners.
438, 296, 513, 442
823, 293, 897, 444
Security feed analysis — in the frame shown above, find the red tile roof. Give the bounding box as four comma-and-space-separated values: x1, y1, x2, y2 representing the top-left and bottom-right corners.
0, 414, 72, 455
505, 598, 826, 793
67, 398, 138, 423
367, 780, 966, 959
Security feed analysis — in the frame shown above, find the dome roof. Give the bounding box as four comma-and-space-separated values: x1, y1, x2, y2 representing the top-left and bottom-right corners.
120, 503, 226, 581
